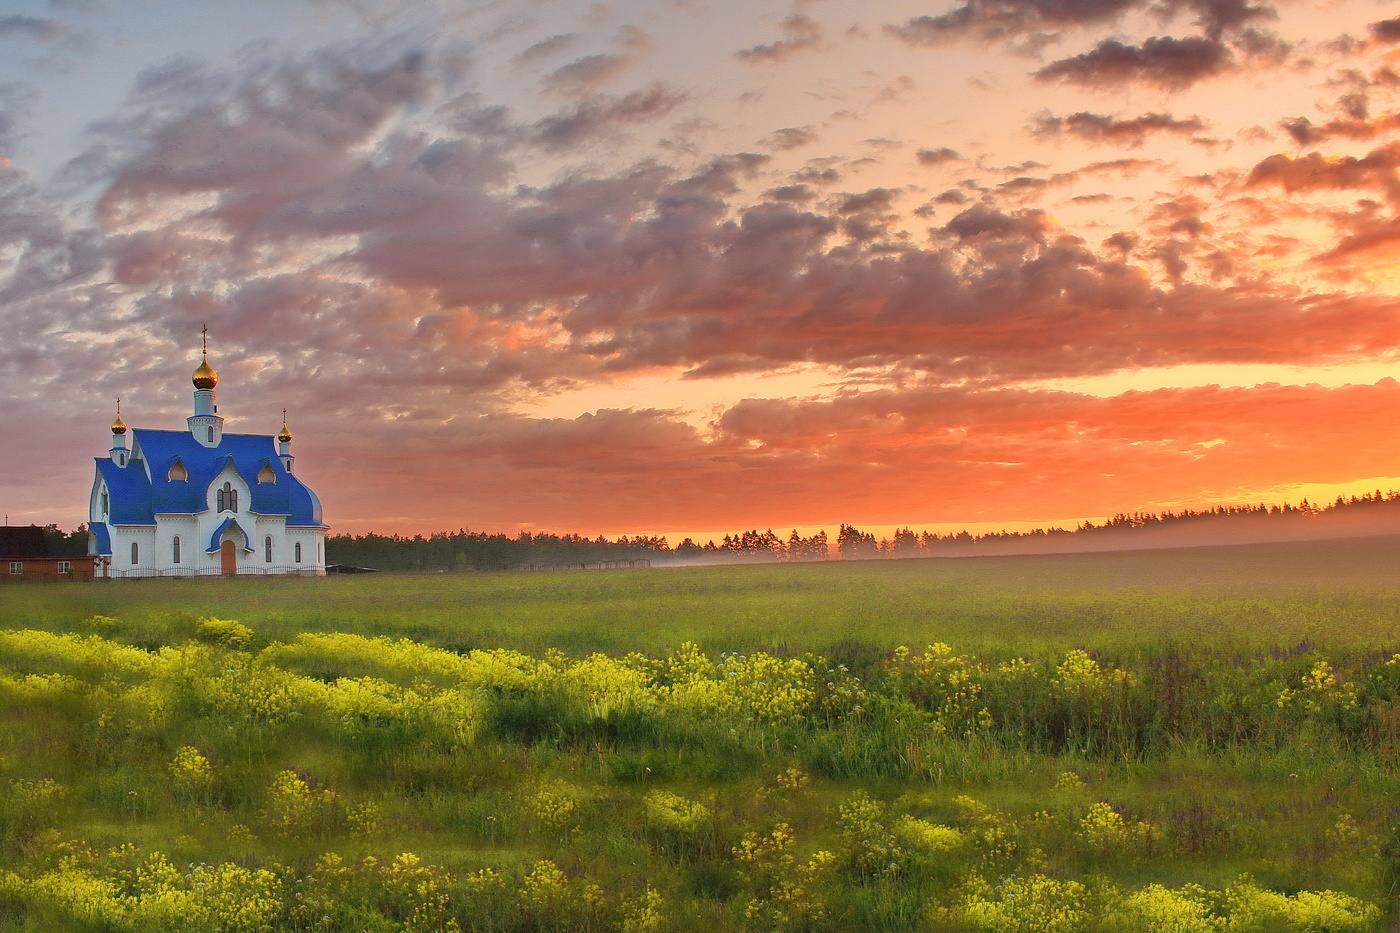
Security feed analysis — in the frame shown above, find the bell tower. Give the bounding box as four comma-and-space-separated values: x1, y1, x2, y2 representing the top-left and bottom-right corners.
187, 326, 224, 448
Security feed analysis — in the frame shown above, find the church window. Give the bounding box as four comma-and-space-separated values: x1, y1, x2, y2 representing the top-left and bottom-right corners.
131, 542, 139, 566
172, 536, 181, 564
100, 491, 109, 515
208, 426, 215, 444
168, 461, 187, 482
218, 482, 238, 513
294, 542, 302, 563
264, 536, 273, 563
258, 464, 276, 484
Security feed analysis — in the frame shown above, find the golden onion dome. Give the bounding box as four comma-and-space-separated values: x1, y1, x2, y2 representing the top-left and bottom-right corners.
111, 412, 127, 435
278, 423, 293, 444
192, 354, 218, 390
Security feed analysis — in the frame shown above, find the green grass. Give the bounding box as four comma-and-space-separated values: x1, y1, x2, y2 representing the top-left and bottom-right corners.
1, 537, 1399, 931
10, 535, 1400, 655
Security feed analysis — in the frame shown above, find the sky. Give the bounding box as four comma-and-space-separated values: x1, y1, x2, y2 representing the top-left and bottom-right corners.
5, 0, 1400, 542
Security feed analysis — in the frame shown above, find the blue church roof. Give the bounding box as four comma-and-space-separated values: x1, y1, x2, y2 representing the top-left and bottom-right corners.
207, 517, 253, 553
95, 457, 155, 525
96, 429, 324, 527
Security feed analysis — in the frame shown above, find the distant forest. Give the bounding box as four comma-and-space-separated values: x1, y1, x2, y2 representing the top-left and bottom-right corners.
30, 489, 1400, 572
322, 490, 1400, 571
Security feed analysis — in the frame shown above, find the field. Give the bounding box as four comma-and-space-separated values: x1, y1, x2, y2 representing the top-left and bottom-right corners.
2, 537, 1400, 931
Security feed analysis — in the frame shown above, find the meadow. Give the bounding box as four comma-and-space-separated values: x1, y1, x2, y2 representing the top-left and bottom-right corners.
2, 537, 1400, 930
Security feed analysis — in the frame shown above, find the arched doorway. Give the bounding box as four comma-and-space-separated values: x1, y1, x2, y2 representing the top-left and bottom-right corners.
220, 539, 237, 575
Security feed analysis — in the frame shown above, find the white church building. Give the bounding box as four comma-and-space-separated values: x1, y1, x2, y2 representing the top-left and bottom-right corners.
89, 346, 328, 577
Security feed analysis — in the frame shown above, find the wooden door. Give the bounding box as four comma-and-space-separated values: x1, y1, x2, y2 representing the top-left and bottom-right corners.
220, 540, 236, 575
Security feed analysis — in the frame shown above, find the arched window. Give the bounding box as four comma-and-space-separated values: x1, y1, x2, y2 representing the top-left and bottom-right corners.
218, 482, 238, 513
264, 536, 273, 563
258, 464, 276, 484
294, 542, 302, 563
172, 536, 181, 564
207, 426, 215, 444
130, 542, 138, 566
100, 491, 108, 515
168, 461, 187, 482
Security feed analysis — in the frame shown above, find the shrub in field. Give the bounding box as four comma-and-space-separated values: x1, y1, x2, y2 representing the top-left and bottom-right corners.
263, 770, 341, 838
1100, 883, 1219, 933
1076, 802, 1157, 861
732, 822, 835, 931
1220, 880, 1381, 933
837, 791, 905, 879
168, 746, 214, 800
939, 873, 1091, 933
194, 617, 254, 649
892, 815, 962, 854
643, 789, 714, 858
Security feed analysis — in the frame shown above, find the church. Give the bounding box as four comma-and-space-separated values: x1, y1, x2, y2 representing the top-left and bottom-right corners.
88, 344, 327, 577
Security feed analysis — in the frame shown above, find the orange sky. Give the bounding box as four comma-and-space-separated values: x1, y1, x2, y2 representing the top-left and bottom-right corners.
4, 0, 1400, 542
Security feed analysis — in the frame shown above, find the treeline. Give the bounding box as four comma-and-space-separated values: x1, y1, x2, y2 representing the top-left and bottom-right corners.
325, 529, 674, 572
324, 490, 1400, 570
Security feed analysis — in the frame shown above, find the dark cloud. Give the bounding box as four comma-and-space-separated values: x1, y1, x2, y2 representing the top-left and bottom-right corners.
1369, 17, 1400, 43
1035, 36, 1232, 90
543, 53, 632, 95
885, 0, 1271, 49
885, 0, 1138, 47
1031, 110, 1206, 146
763, 184, 816, 203
735, 13, 822, 63
761, 126, 819, 150
1278, 114, 1400, 147
531, 84, 689, 151
1245, 143, 1400, 202
836, 187, 898, 215
916, 147, 962, 166
0, 14, 87, 47
541, 26, 652, 95
516, 33, 577, 64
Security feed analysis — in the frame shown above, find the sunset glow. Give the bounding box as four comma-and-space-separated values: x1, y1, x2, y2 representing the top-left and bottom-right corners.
5, 0, 1400, 541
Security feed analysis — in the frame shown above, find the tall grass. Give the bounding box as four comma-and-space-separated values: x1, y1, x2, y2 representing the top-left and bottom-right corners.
0, 624, 1393, 930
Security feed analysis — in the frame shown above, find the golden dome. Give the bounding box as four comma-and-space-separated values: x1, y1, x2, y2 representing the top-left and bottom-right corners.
278, 422, 293, 444
192, 353, 218, 390
111, 412, 127, 435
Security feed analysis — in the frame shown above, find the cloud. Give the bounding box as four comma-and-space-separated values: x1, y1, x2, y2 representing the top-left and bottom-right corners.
516, 33, 577, 64
1031, 111, 1206, 146
761, 126, 819, 150
0, 14, 88, 47
1370, 17, 1400, 44
916, 147, 962, 166
543, 53, 633, 95
1035, 36, 1232, 90
885, 0, 1137, 48
885, 0, 1272, 50
1244, 143, 1400, 201
542, 27, 652, 95
735, 13, 822, 63
1278, 114, 1400, 147
531, 84, 689, 151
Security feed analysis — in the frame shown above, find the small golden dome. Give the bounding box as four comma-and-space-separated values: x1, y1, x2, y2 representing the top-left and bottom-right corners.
111, 412, 127, 435
192, 353, 218, 390
278, 423, 293, 444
